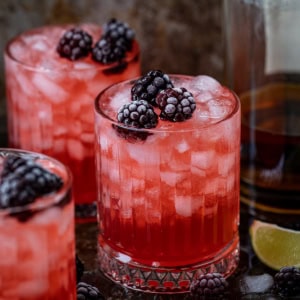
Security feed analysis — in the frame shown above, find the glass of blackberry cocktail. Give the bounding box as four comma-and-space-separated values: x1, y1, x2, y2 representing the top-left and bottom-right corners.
0, 148, 75, 299
94, 71, 241, 293
4, 19, 141, 220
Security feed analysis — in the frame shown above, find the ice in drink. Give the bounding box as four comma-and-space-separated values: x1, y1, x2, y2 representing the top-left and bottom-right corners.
94, 73, 240, 292
0, 149, 75, 299
4, 21, 141, 218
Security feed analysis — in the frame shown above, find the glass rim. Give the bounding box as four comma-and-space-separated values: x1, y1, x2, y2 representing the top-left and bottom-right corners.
94, 74, 241, 134
4, 23, 140, 74
0, 148, 73, 216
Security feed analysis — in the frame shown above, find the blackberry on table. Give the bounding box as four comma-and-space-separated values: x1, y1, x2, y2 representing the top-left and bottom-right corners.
190, 273, 229, 298
102, 18, 135, 51
156, 87, 196, 122
273, 266, 300, 296
117, 99, 158, 129
91, 37, 126, 64
57, 28, 93, 60
131, 70, 174, 106
76, 255, 85, 283
77, 282, 105, 300
0, 155, 63, 209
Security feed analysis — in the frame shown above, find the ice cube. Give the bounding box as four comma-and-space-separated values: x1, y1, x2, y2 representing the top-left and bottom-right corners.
32, 39, 48, 52
32, 73, 68, 103
15, 70, 37, 97
175, 196, 192, 217
127, 143, 160, 165
33, 206, 61, 225
207, 99, 232, 119
53, 138, 65, 153
240, 274, 274, 294
19, 279, 48, 297
190, 75, 221, 93
175, 140, 190, 153
191, 166, 206, 177
0, 235, 17, 265
67, 139, 84, 160
81, 133, 94, 143
160, 171, 177, 186
109, 168, 120, 182
218, 152, 236, 176
109, 90, 131, 113
191, 150, 215, 170
204, 178, 219, 195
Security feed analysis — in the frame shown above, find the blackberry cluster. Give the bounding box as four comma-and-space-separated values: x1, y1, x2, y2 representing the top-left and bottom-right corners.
102, 18, 135, 51
91, 38, 126, 64
117, 99, 158, 129
131, 70, 174, 106
273, 266, 300, 297
0, 155, 63, 209
57, 28, 93, 60
190, 273, 229, 298
77, 282, 105, 300
76, 255, 85, 283
57, 19, 135, 65
92, 18, 135, 64
156, 87, 196, 122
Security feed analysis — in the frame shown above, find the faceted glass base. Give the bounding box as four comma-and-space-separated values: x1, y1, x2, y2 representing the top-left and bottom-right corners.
97, 235, 239, 294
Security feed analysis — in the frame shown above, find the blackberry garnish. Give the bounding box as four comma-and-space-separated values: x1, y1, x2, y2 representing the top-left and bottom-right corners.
131, 70, 174, 106
57, 28, 93, 61
156, 87, 196, 122
114, 99, 158, 142
190, 273, 229, 298
76, 255, 85, 283
91, 37, 126, 64
0, 155, 63, 209
273, 266, 300, 297
117, 99, 158, 129
102, 18, 135, 51
77, 282, 105, 300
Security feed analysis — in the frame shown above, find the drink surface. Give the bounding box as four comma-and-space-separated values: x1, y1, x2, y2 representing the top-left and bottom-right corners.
0, 151, 76, 299
240, 83, 300, 210
95, 75, 240, 267
5, 24, 141, 207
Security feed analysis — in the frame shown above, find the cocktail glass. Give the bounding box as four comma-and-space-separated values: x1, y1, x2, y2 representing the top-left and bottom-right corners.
4, 23, 141, 220
0, 148, 75, 299
94, 75, 241, 293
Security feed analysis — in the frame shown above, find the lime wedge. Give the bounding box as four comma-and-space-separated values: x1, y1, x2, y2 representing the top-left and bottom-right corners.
250, 220, 300, 270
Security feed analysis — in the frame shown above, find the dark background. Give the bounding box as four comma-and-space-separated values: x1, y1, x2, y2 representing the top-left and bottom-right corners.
0, 0, 224, 147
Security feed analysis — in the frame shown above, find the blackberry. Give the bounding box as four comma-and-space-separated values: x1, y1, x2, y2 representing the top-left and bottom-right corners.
0, 155, 63, 209
91, 37, 126, 64
190, 273, 229, 298
273, 266, 300, 296
131, 70, 174, 106
117, 100, 158, 129
77, 282, 105, 300
102, 18, 135, 51
57, 28, 93, 61
156, 87, 196, 122
76, 255, 85, 283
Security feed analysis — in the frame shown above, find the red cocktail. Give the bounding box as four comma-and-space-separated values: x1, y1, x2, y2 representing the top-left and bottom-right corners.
4, 22, 141, 219
94, 73, 240, 293
0, 148, 75, 299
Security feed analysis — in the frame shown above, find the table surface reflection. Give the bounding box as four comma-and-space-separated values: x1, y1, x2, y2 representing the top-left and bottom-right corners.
75, 203, 298, 299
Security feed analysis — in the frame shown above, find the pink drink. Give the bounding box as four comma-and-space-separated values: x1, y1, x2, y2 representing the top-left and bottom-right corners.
94, 75, 241, 293
4, 24, 141, 217
0, 148, 75, 299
